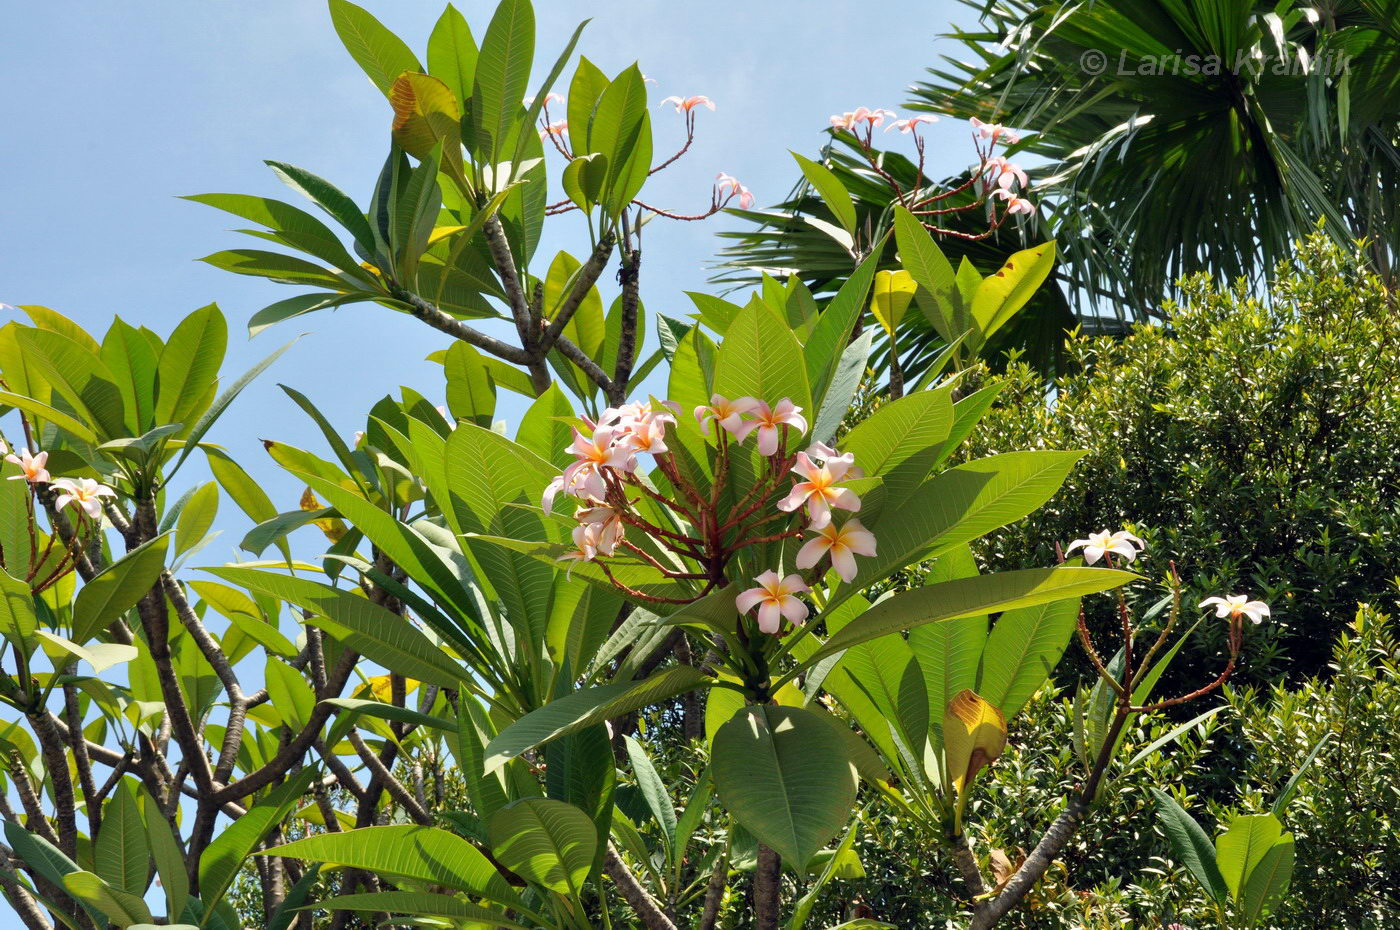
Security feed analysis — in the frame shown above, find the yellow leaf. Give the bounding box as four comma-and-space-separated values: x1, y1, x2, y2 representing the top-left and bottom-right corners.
368, 674, 420, 703
871, 269, 917, 337
389, 72, 467, 186
427, 225, 467, 246
943, 689, 1007, 795
300, 487, 348, 543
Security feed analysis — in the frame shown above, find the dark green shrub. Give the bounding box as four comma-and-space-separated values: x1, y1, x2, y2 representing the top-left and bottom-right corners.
963, 234, 1400, 686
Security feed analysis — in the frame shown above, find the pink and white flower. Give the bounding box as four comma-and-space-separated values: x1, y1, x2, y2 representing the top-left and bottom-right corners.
50, 477, 116, 519
539, 119, 569, 141
694, 394, 761, 437
1065, 529, 1145, 565
736, 570, 809, 634
661, 95, 715, 114
5, 449, 50, 484
1200, 595, 1270, 625
985, 155, 1028, 190
715, 173, 754, 209
605, 400, 680, 455
796, 519, 877, 582
830, 107, 897, 132
575, 504, 625, 556
527, 92, 566, 108
993, 188, 1035, 215
543, 426, 637, 512
887, 115, 939, 133
970, 117, 1021, 144
735, 398, 807, 457
778, 449, 861, 528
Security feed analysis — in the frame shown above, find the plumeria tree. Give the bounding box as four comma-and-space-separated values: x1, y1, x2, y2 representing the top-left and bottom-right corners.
0, 1, 1278, 929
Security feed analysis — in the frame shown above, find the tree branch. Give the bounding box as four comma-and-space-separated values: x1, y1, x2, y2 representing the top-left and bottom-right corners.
604, 843, 679, 930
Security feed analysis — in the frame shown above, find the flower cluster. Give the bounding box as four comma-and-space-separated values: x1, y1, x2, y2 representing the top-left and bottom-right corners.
1067, 527, 1271, 627
538, 394, 876, 636
4, 442, 116, 519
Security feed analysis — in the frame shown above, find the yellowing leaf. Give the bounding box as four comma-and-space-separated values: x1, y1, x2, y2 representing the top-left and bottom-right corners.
871, 269, 917, 337
943, 689, 1007, 796
369, 674, 420, 702
300, 487, 348, 542
428, 225, 467, 246
390, 72, 467, 184
970, 241, 1056, 344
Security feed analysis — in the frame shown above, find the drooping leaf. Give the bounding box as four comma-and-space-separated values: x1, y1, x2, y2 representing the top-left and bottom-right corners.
711, 704, 857, 868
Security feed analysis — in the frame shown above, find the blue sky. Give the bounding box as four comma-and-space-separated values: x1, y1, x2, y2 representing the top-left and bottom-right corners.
2, 0, 976, 551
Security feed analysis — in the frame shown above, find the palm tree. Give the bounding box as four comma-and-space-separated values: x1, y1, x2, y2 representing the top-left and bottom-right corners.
717, 0, 1400, 350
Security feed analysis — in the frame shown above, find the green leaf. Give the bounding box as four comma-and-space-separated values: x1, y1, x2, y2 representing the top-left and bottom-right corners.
1240, 833, 1295, 923
624, 736, 677, 862
266, 160, 378, 254
1216, 814, 1284, 901
712, 705, 858, 868
515, 383, 574, 467
0, 390, 98, 444
444, 341, 497, 427
71, 533, 171, 646
268, 824, 516, 904
101, 318, 160, 434
139, 785, 190, 921
15, 327, 126, 441
793, 152, 857, 235
313, 891, 528, 927
62, 871, 153, 926
840, 387, 953, 505
804, 567, 1134, 668
175, 482, 220, 557
199, 768, 315, 916
471, 0, 535, 163
1152, 789, 1229, 905
804, 249, 881, 400
265, 658, 316, 732
894, 206, 963, 344
204, 567, 467, 689
427, 3, 478, 105
181, 193, 366, 277
713, 299, 812, 415
847, 451, 1084, 595
810, 329, 874, 445
95, 780, 149, 897
977, 597, 1080, 720
484, 666, 712, 773
328, 0, 422, 96
567, 56, 609, 154
0, 569, 38, 647
488, 798, 598, 897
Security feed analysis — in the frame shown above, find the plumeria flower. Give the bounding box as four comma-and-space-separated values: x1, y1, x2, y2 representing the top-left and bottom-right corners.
543, 426, 637, 512
778, 450, 861, 528
796, 519, 877, 582
51, 477, 117, 519
661, 95, 715, 114
994, 188, 1035, 215
526, 92, 565, 108
352, 430, 365, 448
1065, 529, 1145, 565
830, 107, 897, 132
985, 155, 1028, 190
735, 398, 807, 457
539, 119, 569, 141
801, 441, 858, 474
970, 117, 1021, 144
886, 115, 939, 133
605, 400, 679, 455
5, 449, 50, 484
558, 523, 602, 573
694, 394, 760, 437
736, 570, 809, 634
1200, 595, 1271, 625
575, 504, 625, 556
715, 172, 754, 209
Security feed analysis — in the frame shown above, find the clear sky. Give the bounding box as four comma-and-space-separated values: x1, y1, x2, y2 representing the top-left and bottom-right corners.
2, 0, 976, 550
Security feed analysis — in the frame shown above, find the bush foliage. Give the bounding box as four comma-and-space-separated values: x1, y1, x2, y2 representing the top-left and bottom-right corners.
964, 234, 1400, 686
